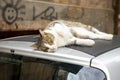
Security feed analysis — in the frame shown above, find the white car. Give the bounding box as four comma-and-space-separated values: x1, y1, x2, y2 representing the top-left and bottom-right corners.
0, 35, 120, 80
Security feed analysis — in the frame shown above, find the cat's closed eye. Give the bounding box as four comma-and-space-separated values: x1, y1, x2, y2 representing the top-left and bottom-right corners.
42, 33, 54, 45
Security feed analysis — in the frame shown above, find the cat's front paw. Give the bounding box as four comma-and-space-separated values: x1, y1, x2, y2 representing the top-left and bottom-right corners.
76, 39, 95, 46
85, 39, 95, 46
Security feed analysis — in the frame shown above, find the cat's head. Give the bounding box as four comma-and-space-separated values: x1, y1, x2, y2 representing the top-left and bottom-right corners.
36, 30, 56, 52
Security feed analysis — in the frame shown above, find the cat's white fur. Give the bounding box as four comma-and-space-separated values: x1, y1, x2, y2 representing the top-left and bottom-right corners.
40, 20, 113, 52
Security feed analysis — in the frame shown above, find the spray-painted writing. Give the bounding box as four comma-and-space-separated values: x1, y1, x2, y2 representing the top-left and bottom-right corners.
33, 6, 58, 21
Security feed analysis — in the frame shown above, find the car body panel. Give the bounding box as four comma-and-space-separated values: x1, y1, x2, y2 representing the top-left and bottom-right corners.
91, 48, 120, 80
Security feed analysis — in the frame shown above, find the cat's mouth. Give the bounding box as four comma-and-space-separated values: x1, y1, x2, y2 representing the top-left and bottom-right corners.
37, 44, 49, 52
32, 43, 49, 52
37, 44, 56, 52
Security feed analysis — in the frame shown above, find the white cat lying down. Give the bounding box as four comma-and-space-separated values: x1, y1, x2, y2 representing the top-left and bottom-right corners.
33, 20, 113, 52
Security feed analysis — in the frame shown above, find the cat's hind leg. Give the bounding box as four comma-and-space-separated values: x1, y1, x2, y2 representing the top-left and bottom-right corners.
71, 27, 113, 40
91, 27, 108, 35
71, 27, 91, 39
88, 31, 113, 40
91, 27, 113, 40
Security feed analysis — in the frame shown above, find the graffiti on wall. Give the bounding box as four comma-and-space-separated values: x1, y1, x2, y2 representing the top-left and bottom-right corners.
0, 0, 25, 24
33, 6, 58, 21
0, 0, 58, 25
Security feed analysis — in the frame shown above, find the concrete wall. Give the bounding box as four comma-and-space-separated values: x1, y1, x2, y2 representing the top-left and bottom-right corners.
0, 0, 114, 33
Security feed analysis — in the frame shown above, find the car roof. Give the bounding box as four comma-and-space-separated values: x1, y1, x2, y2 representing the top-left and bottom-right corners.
0, 35, 94, 66
67, 36, 120, 56
2, 35, 120, 57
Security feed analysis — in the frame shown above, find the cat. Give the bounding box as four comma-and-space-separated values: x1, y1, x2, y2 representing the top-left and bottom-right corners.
33, 20, 113, 52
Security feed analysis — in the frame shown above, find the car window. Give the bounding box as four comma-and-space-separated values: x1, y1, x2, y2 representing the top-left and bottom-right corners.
0, 52, 106, 80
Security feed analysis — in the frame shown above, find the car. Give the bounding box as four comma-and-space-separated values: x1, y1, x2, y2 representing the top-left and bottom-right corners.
0, 35, 120, 80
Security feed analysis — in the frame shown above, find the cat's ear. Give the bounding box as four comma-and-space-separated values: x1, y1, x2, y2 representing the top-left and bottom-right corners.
39, 30, 44, 37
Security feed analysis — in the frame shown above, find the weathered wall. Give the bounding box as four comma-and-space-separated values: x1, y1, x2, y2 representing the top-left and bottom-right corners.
0, 0, 114, 33
117, 0, 120, 35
